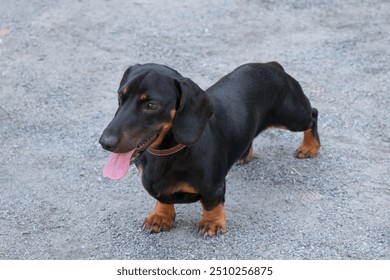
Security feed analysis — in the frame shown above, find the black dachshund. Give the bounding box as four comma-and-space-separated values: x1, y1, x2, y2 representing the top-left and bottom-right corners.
99, 62, 320, 237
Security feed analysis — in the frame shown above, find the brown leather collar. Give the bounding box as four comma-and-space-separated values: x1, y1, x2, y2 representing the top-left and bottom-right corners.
146, 144, 186, 156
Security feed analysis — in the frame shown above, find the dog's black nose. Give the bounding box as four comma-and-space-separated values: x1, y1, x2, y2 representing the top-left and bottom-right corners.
99, 132, 119, 152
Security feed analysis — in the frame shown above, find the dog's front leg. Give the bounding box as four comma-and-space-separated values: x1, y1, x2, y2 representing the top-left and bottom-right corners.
198, 203, 227, 237
143, 201, 176, 233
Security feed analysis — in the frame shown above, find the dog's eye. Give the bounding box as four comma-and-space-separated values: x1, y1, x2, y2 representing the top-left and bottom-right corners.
146, 102, 158, 111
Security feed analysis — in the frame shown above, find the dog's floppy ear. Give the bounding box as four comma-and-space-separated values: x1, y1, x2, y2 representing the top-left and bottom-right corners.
172, 78, 213, 145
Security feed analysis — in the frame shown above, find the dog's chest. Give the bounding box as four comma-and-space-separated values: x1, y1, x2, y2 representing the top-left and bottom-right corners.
139, 159, 201, 204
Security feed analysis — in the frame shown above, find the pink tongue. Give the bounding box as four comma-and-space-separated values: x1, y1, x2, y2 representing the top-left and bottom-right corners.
103, 150, 135, 180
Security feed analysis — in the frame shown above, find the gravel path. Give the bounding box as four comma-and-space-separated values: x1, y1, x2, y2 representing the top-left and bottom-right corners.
0, 0, 389, 259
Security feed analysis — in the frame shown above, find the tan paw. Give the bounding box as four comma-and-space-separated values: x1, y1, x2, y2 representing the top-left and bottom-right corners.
198, 204, 227, 237
295, 129, 320, 159
143, 202, 176, 233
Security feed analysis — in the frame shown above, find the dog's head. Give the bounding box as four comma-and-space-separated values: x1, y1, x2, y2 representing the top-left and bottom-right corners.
99, 64, 212, 179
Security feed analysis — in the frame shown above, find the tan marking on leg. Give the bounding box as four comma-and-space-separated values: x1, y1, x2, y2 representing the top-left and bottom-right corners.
238, 146, 253, 165
144, 202, 176, 233
237, 125, 285, 165
295, 129, 320, 158
199, 203, 227, 237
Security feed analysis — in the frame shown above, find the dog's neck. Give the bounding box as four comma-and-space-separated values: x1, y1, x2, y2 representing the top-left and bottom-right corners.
146, 130, 186, 157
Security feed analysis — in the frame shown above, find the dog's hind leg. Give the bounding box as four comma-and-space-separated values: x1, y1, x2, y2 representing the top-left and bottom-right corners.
294, 108, 321, 158
238, 142, 253, 165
